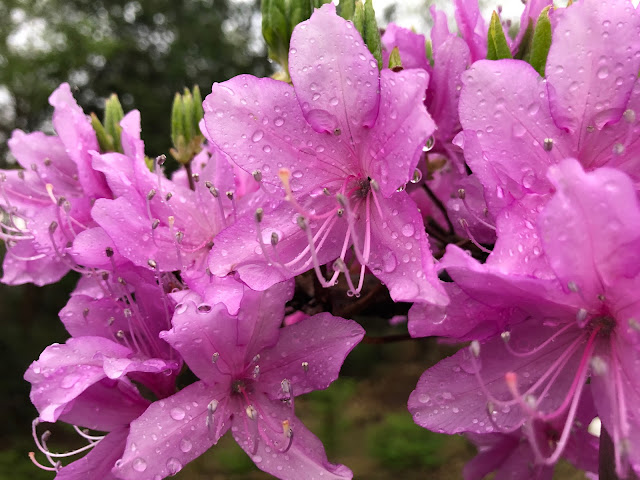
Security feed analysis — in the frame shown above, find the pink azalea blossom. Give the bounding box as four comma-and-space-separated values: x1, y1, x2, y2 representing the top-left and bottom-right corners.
113, 279, 364, 480
409, 159, 640, 476
456, 0, 640, 277
0, 83, 109, 285
204, 4, 447, 305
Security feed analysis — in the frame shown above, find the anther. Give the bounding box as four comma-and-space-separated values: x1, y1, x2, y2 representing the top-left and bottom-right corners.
301, 361, 309, 372
457, 188, 466, 199
107, 317, 115, 326
336, 194, 347, 208
486, 402, 496, 416
567, 281, 579, 293
252, 170, 263, 182
543, 138, 554, 152
117, 277, 126, 285
252, 365, 260, 378
123, 308, 132, 318
83, 308, 90, 318
175, 231, 184, 244
469, 340, 481, 358
147, 259, 157, 269
323, 187, 331, 196
43, 158, 52, 167
151, 219, 160, 229
524, 394, 536, 408
105, 247, 114, 257
18, 171, 25, 180
225, 191, 234, 200
281, 379, 291, 395
255, 208, 264, 223
211, 352, 219, 363
49, 221, 58, 233
337, 208, 344, 217
282, 420, 293, 438
57, 196, 67, 207
147, 189, 156, 201
208, 400, 219, 414
156, 154, 166, 166
296, 216, 308, 230
333, 128, 341, 136
246, 405, 258, 420
500, 331, 511, 343
116, 330, 126, 339
209, 186, 219, 197
192, 173, 200, 183
165, 192, 173, 201
205, 181, 213, 189
370, 178, 380, 191
271, 232, 279, 246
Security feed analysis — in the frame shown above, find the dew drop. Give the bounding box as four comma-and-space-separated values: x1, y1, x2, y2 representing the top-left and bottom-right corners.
180, 438, 193, 453
170, 407, 186, 421
132, 458, 147, 472
252, 130, 264, 142
402, 224, 415, 237
166, 457, 182, 475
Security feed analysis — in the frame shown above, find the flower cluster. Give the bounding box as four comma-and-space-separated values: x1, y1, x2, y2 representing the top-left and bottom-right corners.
3, 0, 640, 478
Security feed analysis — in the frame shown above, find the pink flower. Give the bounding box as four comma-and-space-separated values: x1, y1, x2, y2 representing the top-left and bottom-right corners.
409, 160, 640, 476
112, 280, 364, 480
203, 4, 447, 305
456, 0, 640, 277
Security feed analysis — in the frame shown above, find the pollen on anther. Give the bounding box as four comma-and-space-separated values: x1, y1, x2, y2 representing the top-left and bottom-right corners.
301, 361, 309, 372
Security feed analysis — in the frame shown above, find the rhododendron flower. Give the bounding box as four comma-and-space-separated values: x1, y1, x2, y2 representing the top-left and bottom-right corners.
0, 83, 110, 286
409, 159, 640, 477
113, 280, 364, 480
457, 0, 640, 277
204, 4, 447, 305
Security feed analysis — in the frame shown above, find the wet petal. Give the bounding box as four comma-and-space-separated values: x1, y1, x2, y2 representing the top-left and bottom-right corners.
289, 3, 380, 138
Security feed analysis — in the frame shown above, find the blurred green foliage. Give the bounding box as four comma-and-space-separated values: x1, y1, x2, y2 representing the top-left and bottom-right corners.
0, 0, 269, 163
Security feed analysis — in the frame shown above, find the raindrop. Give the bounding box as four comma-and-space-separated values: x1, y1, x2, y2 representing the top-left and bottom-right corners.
252, 130, 264, 142
410, 169, 422, 184
170, 407, 186, 421
422, 135, 435, 152
166, 457, 182, 475
132, 458, 147, 472
402, 224, 415, 237
597, 66, 609, 79
180, 438, 193, 453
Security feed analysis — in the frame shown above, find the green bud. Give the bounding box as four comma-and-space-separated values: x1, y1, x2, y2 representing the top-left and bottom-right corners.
487, 11, 513, 61
171, 87, 205, 166
171, 92, 184, 151
353, 1, 365, 39
425, 40, 433, 66
90, 113, 114, 153
104, 94, 124, 153
364, 0, 382, 69
262, 0, 291, 70
528, 6, 552, 77
338, 0, 355, 20
193, 85, 204, 128
388, 46, 403, 71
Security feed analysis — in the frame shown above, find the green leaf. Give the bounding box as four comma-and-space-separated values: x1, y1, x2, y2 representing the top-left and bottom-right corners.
388, 46, 402, 71
311, 0, 332, 8
486, 11, 513, 61
364, 0, 382, 69
337, 0, 355, 20
353, 1, 365, 39
290, 0, 312, 33
103, 94, 124, 153
528, 6, 552, 77
514, 18, 534, 61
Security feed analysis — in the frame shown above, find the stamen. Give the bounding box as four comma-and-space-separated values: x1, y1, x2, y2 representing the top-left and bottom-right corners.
457, 189, 496, 231
459, 219, 492, 253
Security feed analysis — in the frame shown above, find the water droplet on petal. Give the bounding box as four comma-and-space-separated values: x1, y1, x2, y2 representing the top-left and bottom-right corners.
170, 407, 186, 421
402, 224, 415, 237
252, 130, 264, 142
132, 458, 147, 472
166, 457, 182, 475
410, 169, 422, 184
179, 438, 192, 453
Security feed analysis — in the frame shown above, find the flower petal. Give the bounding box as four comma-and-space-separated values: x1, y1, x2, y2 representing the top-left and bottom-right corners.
259, 313, 364, 398
289, 3, 380, 138
546, 0, 640, 142
232, 392, 352, 480
365, 69, 434, 197
364, 191, 447, 304
113, 382, 231, 480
